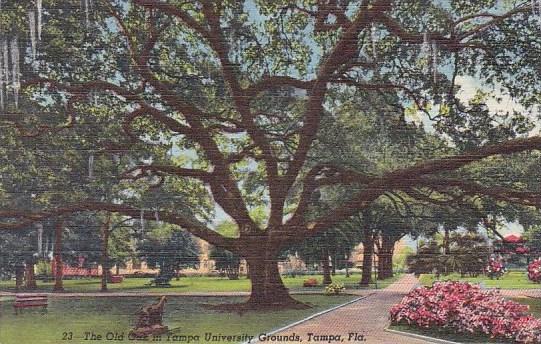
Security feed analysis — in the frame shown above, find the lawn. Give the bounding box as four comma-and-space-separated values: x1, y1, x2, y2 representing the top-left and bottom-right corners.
0, 273, 401, 293
512, 296, 541, 317
418, 271, 541, 289
0, 294, 357, 344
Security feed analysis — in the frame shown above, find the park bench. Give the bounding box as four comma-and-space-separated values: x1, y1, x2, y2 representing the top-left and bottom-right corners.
110, 275, 124, 283
13, 293, 48, 314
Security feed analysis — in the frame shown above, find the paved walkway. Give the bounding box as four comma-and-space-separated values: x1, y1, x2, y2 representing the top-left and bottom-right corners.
497, 288, 541, 298
266, 274, 431, 344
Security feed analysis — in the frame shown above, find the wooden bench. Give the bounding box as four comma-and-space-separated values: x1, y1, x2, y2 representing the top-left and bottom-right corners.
13, 294, 48, 314
110, 275, 124, 283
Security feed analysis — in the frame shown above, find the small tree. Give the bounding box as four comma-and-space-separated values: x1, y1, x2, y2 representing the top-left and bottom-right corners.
524, 225, 541, 258
407, 232, 490, 277
209, 247, 241, 280
406, 240, 443, 277
138, 224, 199, 282
450, 232, 490, 277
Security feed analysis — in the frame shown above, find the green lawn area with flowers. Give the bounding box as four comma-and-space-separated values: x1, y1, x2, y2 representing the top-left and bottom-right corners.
0, 273, 401, 293
418, 271, 541, 289
389, 281, 541, 343
391, 296, 541, 343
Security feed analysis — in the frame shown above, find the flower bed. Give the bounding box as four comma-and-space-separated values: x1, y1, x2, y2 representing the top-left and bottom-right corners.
528, 259, 541, 283
303, 278, 319, 287
324, 282, 345, 295
390, 281, 541, 343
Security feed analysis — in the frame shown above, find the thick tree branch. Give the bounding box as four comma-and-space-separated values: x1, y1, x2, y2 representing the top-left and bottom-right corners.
109, 7, 255, 229
282, 0, 390, 199
416, 177, 541, 208
287, 136, 541, 244
122, 164, 213, 183
383, 136, 541, 182
0, 202, 236, 250
245, 76, 315, 98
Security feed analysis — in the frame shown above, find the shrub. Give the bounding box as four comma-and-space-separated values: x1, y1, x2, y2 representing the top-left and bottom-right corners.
303, 278, 318, 287
325, 282, 345, 295
390, 281, 541, 343
528, 258, 541, 283
406, 234, 490, 277
485, 257, 506, 279
485, 258, 505, 279
35, 260, 52, 276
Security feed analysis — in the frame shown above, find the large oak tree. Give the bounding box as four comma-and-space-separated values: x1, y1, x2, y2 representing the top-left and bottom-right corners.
2, 0, 541, 308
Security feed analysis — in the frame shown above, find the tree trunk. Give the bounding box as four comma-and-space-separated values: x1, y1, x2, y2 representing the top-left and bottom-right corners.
53, 219, 64, 292
442, 228, 450, 275
377, 235, 395, 280
345, 253, 350, 278
360, 232, 374, 286
331, 253, 337, 276
100, 216, 111, 292
15, 264, 25, 291
321, 252, 332, 285
443, 228, 450, 255
25, 263, 37, 289
246, 253, 304, 309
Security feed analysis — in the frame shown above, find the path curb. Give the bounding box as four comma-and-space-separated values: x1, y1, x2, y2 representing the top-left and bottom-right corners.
241, 293, 374, 344
385, 326, 510, 344
384, 327, 463, 344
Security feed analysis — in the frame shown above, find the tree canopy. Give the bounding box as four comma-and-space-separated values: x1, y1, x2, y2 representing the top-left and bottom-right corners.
1, 0, 541, 307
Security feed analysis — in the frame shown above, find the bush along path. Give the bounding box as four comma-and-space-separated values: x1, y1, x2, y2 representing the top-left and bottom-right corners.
264, 274, 430, 344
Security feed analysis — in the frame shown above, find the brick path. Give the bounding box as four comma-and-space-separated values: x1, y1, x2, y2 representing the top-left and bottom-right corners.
266, 274, 431, 344
497, 288, 541, 298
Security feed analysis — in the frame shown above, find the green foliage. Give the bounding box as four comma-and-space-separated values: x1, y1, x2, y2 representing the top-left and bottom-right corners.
524, 225, 541, 257
407, 232, 490, 277
407, 240, 443, 276
109, 225, 135, 272
35, 260, 52, 276
393, 246, 415, 271
0, 230, 35, 279
209, 247, 241, 280
137, 224, 199, 279
1, 2, 541, 298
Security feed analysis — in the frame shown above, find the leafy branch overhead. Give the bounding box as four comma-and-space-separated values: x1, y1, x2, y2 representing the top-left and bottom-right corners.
1, 0, 540, 255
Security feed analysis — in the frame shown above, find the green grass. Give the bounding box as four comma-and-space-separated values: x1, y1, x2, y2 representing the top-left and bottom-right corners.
0, 294, 357, 344
418, 271, 541, 289
512, 297, 541, 317
0, 273, 401, 293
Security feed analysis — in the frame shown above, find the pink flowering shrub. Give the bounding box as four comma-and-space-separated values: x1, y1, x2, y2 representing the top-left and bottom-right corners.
528, 259, 541, 283
485, 257, 505, 279
390, 281, 541, 343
